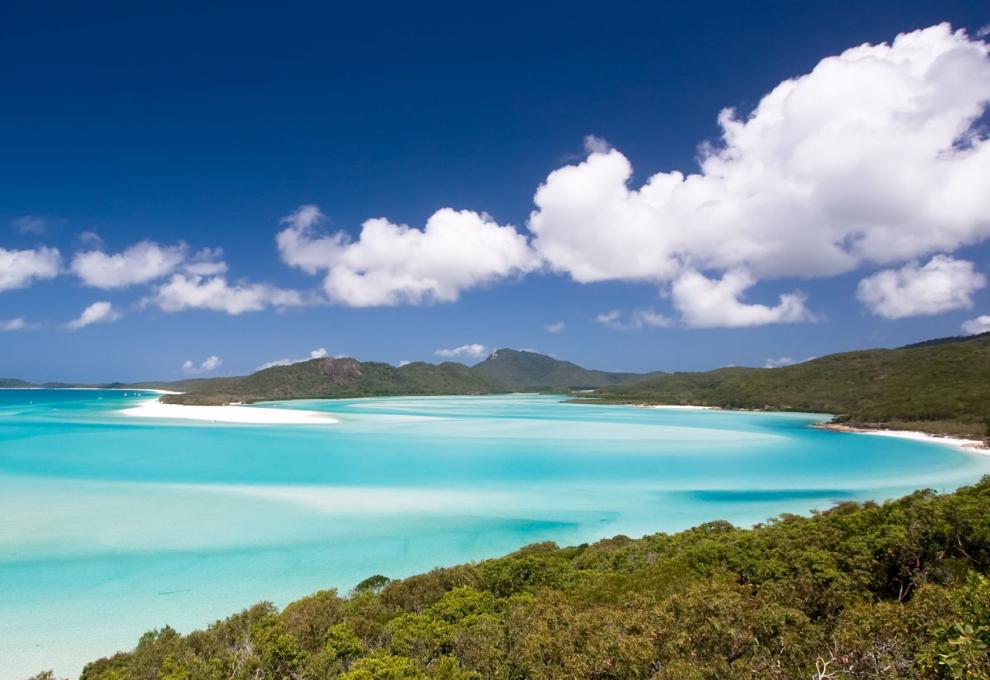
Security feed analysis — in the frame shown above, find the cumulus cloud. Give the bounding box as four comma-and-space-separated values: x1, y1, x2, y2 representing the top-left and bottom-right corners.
672, 269, 813, 328
72, 240, 186, 289
397, 360, 412, 367
183, 355, 222, 375
148, 274, 306, 315
65, 301, 121, 330
764, 357, 796, 368
526, 24, 990, 326
544, 321, 566, 333
962, 315, 990, 335
256, 347, 330, 371
0, 317, 39, 331
434, 344, 488, 360
277, 205, 539, 306
856, 255, 986, 319
0, 246, 61, 292
596, 309, 673, 330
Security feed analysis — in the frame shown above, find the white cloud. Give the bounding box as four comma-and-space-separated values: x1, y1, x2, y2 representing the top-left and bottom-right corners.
672, 269, 812, 328
12, 215, 49, 236
764, 357, 796, 368
78, 230, 103, 246
277, 204, 539, 306
596, 310, 622, 327
183, 248, 228, 276
72, 240, 186, 289
962, 315, 990, 335
435, 343, 488, 360
65, 301, 121, 330
596, 308, 673, 330
148, 274, 306, 315
183, 355, 222, 375
544, 321, 566, 333
0, 317, 39, 331
856, 255, 986, 319
397, 360, 411, 367
977, 24, 990, 39
0, 247, 61, 292
255, 347, 330, 371
526, 24, 990, 325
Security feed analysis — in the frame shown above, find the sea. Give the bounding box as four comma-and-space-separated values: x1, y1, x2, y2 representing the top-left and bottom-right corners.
2, 389, 989, 678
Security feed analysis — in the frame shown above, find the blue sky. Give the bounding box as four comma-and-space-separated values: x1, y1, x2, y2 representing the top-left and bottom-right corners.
2, 1, 990, 382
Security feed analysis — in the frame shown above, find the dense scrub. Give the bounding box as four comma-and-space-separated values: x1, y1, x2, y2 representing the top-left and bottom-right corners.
73, 478, 990, 679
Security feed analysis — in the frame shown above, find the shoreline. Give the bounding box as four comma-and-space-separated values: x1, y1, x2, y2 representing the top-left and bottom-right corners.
120, 397, 339, 425
815, 422, 987, 455
613, 400, 988, 454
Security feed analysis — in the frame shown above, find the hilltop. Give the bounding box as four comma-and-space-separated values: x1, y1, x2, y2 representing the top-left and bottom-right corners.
159, 357, 505, 405
595, 332, 990, 438
156, 349, 653, 404
471, 348, 651, 390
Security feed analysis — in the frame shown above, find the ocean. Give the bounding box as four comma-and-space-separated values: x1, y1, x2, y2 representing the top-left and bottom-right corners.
2, 389, 988, 678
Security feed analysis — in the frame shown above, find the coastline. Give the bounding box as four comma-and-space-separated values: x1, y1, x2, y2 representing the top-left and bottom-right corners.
120, 397, 339, 425
815, 422, 987, 455
613, 400, 989, 455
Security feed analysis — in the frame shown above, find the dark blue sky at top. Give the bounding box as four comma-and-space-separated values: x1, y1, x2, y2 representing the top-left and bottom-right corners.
1, 0, 988, 382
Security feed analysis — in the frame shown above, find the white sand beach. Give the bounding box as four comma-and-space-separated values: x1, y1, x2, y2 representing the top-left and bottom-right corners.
857, 428, 987, 455
120, 398, 338, 424
632, 403, 717, 410
819, 423, 987, 455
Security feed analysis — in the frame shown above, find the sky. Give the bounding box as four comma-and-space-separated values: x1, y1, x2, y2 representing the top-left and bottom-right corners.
2, 0, 990, 382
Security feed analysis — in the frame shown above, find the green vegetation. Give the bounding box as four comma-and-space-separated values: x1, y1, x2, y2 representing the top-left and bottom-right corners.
472, 349, 651, 391
0, 378, 33, 388
159, 350, 651, 405
160, 358, 505, 405
75, 478, 990, 679
593, 332, 990, 438
5, 334, 990, 438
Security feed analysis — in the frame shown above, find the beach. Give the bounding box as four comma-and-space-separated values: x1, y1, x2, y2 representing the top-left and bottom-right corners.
120, 397, 339, 424
818, 422, 987, 455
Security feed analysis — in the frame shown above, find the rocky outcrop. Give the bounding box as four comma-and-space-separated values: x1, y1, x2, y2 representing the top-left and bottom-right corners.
319, 357, 362, 384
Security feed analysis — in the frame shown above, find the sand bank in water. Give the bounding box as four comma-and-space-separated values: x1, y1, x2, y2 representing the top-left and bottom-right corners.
120, 398, 338, 425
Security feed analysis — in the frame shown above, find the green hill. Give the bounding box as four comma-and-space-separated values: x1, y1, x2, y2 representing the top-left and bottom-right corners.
0, 378, 34, 388
76, 477, 990, 680
160, 357, 506, 405
471, 348, 649, 390
594, 332, 990, 437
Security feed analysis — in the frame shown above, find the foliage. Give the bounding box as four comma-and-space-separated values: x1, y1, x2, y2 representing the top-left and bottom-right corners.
471, 348, 652, 391
78, 477, 990, 679
158, 359, 507, 405
594, 332, 990, 437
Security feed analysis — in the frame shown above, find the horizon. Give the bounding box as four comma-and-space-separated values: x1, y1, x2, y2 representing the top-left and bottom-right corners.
3, 2, 990, 383
6, 329, 990, 386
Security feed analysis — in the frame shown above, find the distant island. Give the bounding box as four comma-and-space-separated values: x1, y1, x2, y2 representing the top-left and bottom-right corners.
4, 332, 990, 439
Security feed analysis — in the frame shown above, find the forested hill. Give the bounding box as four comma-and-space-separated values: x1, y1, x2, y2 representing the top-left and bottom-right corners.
158, 349, 651, 404
594, 331, 990, 437
159, 357, 505, 405
471, 348, 650, 390
75, 477, 990, 680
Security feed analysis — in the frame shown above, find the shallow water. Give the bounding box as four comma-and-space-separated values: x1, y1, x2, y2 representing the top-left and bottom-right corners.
2, 389, 988, 678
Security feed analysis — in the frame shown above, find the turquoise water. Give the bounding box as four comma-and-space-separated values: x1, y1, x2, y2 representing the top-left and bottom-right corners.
2, 389, 989, 678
